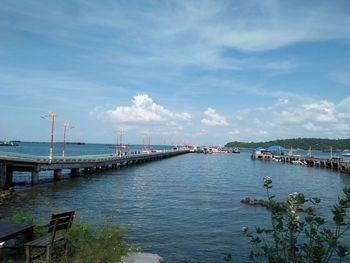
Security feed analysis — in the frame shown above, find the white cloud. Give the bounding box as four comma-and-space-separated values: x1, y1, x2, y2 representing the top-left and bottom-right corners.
339, 96, 350, 110
174, 1, 350, 52
280, 100, 337, 124
235, 109, 251, 120
195, 129, 209, 136
303, 122, 324, 132
6, 1, 347, 73
338, 112, 350, 119
258, 130, 268, 135
228, 129, 240, 135
332, 123, 350, 132
277, 98, 289, 106
100, 94, 192, 122
256, 106, 273, 112
280, 109, 306, 124
303, 100, 337, 122
201, 107, 229, 126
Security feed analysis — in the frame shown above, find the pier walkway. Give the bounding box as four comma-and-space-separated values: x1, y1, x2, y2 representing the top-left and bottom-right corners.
0, 150, 189, 189
251, 153, 350, 174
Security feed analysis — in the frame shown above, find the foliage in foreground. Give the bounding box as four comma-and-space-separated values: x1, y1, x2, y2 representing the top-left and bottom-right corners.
12, 211, 138, 263
226, 177, 350, 262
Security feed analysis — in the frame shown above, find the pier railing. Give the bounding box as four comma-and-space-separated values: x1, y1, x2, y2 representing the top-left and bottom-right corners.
0, 149, 189, 189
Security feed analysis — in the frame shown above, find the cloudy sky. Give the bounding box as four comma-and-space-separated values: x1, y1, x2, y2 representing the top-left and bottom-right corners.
1, 0, 350, 145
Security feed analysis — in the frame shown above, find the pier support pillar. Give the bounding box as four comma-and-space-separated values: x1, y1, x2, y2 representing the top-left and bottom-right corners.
70, 168, 79, 177
84, 168, 92, 175
31, 167, 39, 185
53, 169, 62, 180
6, 168, 13, 188
0, 164, 11, 190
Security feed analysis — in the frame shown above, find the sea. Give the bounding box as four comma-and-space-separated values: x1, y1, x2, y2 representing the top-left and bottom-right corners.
1, 142, 350, 262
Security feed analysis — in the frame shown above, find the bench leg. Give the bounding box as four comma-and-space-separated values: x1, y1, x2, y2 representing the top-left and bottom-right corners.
25, 246, 31, 263
64, 240, 68, 257
46, 245, 51, 263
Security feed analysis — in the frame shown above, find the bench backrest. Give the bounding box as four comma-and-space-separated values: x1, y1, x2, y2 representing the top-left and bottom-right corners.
48, 211, 75, 244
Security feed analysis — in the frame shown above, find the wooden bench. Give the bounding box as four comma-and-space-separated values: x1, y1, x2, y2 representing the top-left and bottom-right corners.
24, 211, 75, 263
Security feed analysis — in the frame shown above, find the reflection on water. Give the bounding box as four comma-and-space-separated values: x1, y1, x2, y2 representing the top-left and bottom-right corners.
1, 144, 350, 262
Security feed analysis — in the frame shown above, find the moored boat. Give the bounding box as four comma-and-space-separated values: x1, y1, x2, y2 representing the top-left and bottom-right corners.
342, 150, 350, 156
232, 147, 240, 153
0, 140, 19, 146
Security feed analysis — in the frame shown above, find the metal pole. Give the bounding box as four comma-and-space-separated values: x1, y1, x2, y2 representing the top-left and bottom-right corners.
62, 123, 67, 158
120, 130, 123, 156
148, 134, 151, 151
116, 130, 119, 156
48, 112, 55, 162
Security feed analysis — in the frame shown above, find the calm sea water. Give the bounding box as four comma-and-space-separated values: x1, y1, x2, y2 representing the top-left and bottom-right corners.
1, 143, 350, 262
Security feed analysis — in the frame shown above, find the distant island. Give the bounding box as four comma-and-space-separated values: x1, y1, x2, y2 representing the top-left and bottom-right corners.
225, 138, 350, 151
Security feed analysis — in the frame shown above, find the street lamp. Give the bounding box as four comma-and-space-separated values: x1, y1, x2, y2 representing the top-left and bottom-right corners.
62, 123, 74, 158
142, 133, 151, 152
147, 133, 151, 151
47, 112, 55, 162
116, 128, 124, 156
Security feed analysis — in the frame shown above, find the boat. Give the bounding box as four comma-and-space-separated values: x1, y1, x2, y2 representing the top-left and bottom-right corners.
211, 147, 222, 153
232, 147, 240, 153
342, 150, 350, 157
0, 140, 19, 146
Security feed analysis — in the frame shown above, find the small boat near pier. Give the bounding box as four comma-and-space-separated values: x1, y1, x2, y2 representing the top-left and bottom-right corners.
0, 140, 19, 146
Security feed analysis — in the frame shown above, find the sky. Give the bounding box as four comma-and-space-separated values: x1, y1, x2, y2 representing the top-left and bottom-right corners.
0, 0, 350, 145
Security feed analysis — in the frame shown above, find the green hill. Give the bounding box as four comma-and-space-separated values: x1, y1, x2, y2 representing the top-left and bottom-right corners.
225, 138, 350, 151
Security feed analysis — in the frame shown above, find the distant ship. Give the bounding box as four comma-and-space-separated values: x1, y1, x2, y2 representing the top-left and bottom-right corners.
0, 140, 19, 146
66, 142, 85, 145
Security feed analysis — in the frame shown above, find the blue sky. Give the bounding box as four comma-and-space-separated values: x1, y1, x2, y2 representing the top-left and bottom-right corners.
1, 0, 350, 145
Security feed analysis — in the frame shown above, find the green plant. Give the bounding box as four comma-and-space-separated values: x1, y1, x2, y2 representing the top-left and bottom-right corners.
12, 210, 46, 237
11, 211, 138, 263
226, 177, 350, 262
62, 215, 139, 263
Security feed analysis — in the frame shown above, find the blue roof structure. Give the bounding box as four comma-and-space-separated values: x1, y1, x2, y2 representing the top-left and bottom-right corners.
267, 145, 288, 154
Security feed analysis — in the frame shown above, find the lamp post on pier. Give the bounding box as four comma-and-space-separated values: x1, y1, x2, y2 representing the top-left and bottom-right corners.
62, 123, 74, 158
116, 128, 124, 156
47, 112, 55, 162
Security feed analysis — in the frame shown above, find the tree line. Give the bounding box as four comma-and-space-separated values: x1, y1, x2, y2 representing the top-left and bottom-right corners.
225, 138, 350, 151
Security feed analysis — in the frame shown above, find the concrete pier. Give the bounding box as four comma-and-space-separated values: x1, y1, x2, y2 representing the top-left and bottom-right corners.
251, 153, 350, 174
0, 150, 189, 189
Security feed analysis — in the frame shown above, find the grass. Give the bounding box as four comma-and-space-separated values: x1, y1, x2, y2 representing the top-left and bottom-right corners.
11, 211, 139, 263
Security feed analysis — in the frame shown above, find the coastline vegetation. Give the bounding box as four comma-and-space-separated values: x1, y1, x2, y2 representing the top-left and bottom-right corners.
225, 177, 350, 262
11, 211, 138, 263
225, 138, 350, 151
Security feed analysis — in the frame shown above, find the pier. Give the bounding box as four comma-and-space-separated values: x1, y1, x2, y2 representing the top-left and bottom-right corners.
251, 153, 350, 174
0, 150, 189, 189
